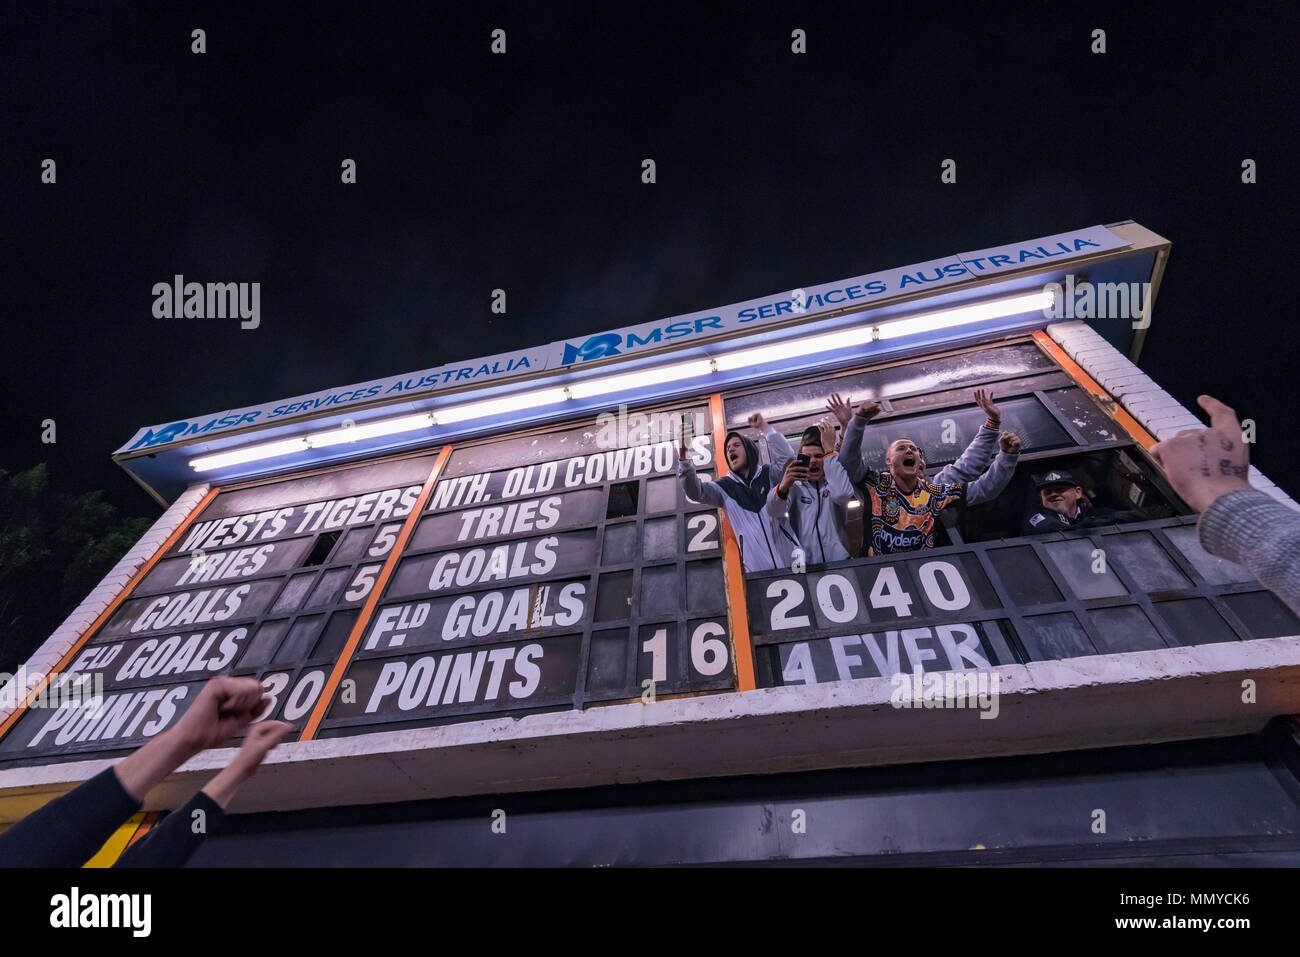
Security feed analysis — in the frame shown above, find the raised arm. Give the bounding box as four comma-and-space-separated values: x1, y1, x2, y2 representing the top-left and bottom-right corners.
827, 393, 881, 486
1151, 394, 1300, 617
932, 389, 1002, 485
750, 412, 796, 478
962, 432, 1021, 506
678, 438, 726, 506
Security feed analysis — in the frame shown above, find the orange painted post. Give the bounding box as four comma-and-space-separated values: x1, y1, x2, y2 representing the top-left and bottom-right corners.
0, 487, 221, 744
1033, 331, 1158, 449
709, 394, 757, 692
299, 446, 452, 740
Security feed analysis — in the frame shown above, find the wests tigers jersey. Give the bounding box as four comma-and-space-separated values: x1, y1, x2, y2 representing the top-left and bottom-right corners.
862, 469, 965, 555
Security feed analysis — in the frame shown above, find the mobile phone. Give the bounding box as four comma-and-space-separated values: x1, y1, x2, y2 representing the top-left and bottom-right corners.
796, 453, 810, 468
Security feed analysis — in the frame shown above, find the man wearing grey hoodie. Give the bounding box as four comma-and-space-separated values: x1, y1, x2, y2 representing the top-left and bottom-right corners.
678, 413, 800, 573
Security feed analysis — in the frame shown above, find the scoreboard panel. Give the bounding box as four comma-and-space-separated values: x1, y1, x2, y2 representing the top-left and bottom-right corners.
0, 404, 742, 764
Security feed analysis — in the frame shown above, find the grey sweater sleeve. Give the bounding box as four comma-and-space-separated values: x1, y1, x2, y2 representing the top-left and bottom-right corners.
679, 457, 726, 506
933, 423, 1000, 486
963, 451, 1019, 506
1197, 488, 1300, 617
764, 426, 795, 479
840, 413, 872, 486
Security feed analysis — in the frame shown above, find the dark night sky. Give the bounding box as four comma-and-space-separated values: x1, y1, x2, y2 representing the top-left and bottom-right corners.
4, 2, 1299, 514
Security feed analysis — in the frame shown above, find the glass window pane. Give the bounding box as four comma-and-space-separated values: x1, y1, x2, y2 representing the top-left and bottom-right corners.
724, 341, 1055, 427
646, 476, 677, 513
586, 630, 628, 693
1221, 591, 1300, 639
273, 572, 318, 612
686, 559, 725, 615
332, 526, 376, 563
311, 609, 359, 660
1019, 612, 1094, 660
1103, 532, 1191, 593
241, 619, 289, 668
1163, 526, 1254, 584
641, 565, 678, 618
273, 615, 325, 664
1044, 539, 1128, 600
594, 571, 633, 621
642, 517, 678, 561
1154, 599, 1239, 646
307, 567, 351, 608
602, 522, 637, 565
986, 547, 1063, 605
1087, 605, 1165, 654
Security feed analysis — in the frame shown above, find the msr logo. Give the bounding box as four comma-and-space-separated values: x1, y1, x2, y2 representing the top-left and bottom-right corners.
559, 316, 726, 365
50, 887, 151, 937
129, 421, 190, 449
561, 333, 623, 365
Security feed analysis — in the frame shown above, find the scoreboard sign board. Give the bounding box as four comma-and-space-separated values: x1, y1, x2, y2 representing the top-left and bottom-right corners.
745, 552, 1020, 688
320, 406, 734, 736
0, 405, 738, 765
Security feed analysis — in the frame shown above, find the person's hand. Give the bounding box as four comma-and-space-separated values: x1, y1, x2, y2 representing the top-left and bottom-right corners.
227, 721, 292, 782
747, 412, 767, 432
857, 399, 882, 421
200, 720, 293, 810
779, 458, 810, 495
1150, 394, 1251, 512
817, 415, 837, 453
998, 431, 1021, 455
171, 677, 268, 756
677, 416, 694, 461
826, 393, 854, 429
974, 388, 1000, 427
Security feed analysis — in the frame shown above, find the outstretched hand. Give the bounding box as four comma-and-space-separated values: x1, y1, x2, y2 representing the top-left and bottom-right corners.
1150, 394, 1251, 512
974, 388, 1000, 426
826, 393, 853, 429
817, 415, 837, 453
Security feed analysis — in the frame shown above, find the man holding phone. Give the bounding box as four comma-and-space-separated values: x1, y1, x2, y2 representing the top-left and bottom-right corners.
766, 423, 856, 565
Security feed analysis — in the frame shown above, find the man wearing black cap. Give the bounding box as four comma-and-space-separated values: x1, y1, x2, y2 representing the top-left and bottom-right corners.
1021, 469, 1143, 535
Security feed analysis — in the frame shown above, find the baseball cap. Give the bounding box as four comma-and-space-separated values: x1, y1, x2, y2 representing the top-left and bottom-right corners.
1035, 469, 1079, 491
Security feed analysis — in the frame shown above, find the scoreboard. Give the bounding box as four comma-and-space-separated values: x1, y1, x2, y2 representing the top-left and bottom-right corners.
4, 333, 1296, 768
0, 404, 737, 763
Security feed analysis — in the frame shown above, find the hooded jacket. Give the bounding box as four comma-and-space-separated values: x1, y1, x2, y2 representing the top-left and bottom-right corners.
679, 426, 799, 573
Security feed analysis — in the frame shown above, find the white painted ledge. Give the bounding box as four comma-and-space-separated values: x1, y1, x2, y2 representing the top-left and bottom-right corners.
2, 635, 1298, 822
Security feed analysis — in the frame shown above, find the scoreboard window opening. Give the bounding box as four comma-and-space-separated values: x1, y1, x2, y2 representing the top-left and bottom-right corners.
723, 337, 1297, 690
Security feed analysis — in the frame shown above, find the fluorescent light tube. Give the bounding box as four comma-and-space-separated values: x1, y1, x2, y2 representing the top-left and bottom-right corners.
714, 290, 1053, 370
310, 413, 434, 448
566, 358, 715, 399
433, 386, 569, 424
191, 437, 309, 471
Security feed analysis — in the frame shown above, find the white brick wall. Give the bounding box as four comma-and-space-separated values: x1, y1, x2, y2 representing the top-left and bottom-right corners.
0, 483, 211, 726
1045, 322, 1298, 510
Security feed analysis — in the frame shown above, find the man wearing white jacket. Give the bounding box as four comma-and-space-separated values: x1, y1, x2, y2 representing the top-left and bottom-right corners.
678, 413, 800, 573
766, 423, 856, 565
